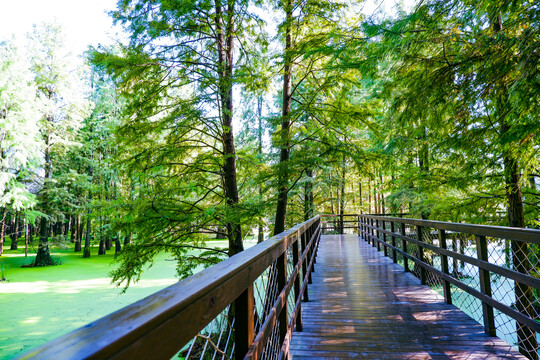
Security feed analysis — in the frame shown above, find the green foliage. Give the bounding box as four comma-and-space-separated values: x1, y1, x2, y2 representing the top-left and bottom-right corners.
352, 0, 540, 224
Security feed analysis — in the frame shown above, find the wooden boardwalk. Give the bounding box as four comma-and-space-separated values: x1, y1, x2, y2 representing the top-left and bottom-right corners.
289, 234, 527, 360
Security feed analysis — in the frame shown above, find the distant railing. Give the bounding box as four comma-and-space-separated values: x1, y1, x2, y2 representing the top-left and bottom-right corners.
352, 214, 540, 360
18, 216, 322, 360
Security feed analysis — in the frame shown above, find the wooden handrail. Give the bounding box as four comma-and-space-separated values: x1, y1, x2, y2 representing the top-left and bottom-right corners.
18, 216, 322, 360
361, 214, 540, 243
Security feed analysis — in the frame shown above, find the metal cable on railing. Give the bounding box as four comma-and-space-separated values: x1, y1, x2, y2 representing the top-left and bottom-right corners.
354, 214, 540, 360
17, 217, 322, 360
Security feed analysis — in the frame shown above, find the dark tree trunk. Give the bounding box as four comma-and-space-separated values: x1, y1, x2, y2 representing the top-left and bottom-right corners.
257, 95, 264, 244
74, 215, 82, 252
63, 220, 69, 237
83, 215, 91, 258
304, 168, 314, 221
10, 213, 19, 250
273, 0, 293, 236
105, 237, 112, 250
368, 179, 372, 214
78, 216, 84, 244
83, 161, 93, 258
70, 216, 76, 243
123, 232, 132, 246
34, 217, 53, 266
29, 224, 34, 243
115, 236, 122, 255
215, 0, 243, 256
359, 178, 363, 213
34, 136, 54, 266
0, 208, 5, 256
339, 154, 346, 233
98, 238, 106, 255
380, 173, 386, 215
25, 221, 29, 257
504, 150, 538, 359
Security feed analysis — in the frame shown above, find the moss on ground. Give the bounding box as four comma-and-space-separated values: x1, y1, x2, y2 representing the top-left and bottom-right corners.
0, 244, 185, 359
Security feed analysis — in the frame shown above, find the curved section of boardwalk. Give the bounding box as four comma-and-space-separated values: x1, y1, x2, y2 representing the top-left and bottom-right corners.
289, 234, 526, 360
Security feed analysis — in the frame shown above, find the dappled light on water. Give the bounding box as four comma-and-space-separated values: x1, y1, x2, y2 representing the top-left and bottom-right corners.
0, 278, 176, 294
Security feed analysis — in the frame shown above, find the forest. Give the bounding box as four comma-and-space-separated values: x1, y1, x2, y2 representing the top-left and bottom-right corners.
0, 0, 538, 291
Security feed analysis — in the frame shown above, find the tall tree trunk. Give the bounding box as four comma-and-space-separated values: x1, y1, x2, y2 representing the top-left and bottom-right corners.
74, 215, 81, 252
380, 173, 385, 215
503, 138, 537, 359
34, 132, 54, 266
359, 178, 363, 214
70, 216, 76, 243
115, 234, 122, 255
25, 221, 29, 257
216, 0, 243, 256
273, 0, 293, 236
339, 154, 346, 233
257, 95, 264, 244
83, 197, 92, 258
10, 212, 19, 250
76, 215, 84, 252
368, 179, 372, 214
83, 214, 91, 258
0, 208, 5, 256
304, 168, 314, 221
123, 232, 132, 246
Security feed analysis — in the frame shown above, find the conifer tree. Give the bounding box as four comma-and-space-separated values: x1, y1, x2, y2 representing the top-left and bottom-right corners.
28, 23, 92, 266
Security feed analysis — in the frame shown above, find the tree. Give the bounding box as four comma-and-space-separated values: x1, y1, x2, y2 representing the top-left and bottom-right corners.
0, 39, 41, 255
94, 0, 267, 285
365, 1, 540, 356
28, 23, 92, 266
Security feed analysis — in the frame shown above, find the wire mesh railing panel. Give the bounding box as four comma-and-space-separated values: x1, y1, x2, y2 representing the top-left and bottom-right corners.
422, 227, 443, 291
451, 233, 480, 292
260, 319, 281, 360
253, 260, 279, 335
450, 282, 484, 324
394, 224, 405, 268
359, 215, 540, 359
179, 306, 234, 360
286, 247, 296, 320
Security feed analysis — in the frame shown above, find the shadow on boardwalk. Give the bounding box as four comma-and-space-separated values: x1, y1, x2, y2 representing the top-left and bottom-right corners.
289, 234, 526, 360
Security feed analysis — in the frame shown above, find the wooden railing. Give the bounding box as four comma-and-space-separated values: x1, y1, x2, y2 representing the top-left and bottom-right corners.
18, 216, 322, 360
354, 214, 540, 360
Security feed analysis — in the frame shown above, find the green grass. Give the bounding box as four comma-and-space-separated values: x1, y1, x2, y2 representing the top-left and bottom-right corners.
0, 241, 228, 359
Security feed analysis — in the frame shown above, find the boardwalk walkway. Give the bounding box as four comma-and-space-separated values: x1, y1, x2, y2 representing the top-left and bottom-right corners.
289, 234, 526, 359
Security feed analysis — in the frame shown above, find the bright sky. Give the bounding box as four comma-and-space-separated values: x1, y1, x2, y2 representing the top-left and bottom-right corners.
0, 0, 415, 57
0, 0, 121, 56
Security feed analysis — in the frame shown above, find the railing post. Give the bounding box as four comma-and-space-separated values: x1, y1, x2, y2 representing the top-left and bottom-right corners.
416, 226, 426, 285
311, 218, 321, 266
357, 215, 361, 237
371, 219, 376, 248
382, 220, 388, 257
234, 284, 254, 360
364, 217, 369, 244
438, 229, 452, 305
400, 222, 409, 272
301, 229, 309, 302
277, 248, 288, 348
475, 235, 496, 337
292, 232, 303, 331
391, 221, 397, 263
376, 219, 381, 251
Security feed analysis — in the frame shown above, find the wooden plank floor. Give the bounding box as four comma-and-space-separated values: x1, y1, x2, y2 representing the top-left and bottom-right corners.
289, 234, 527, 360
